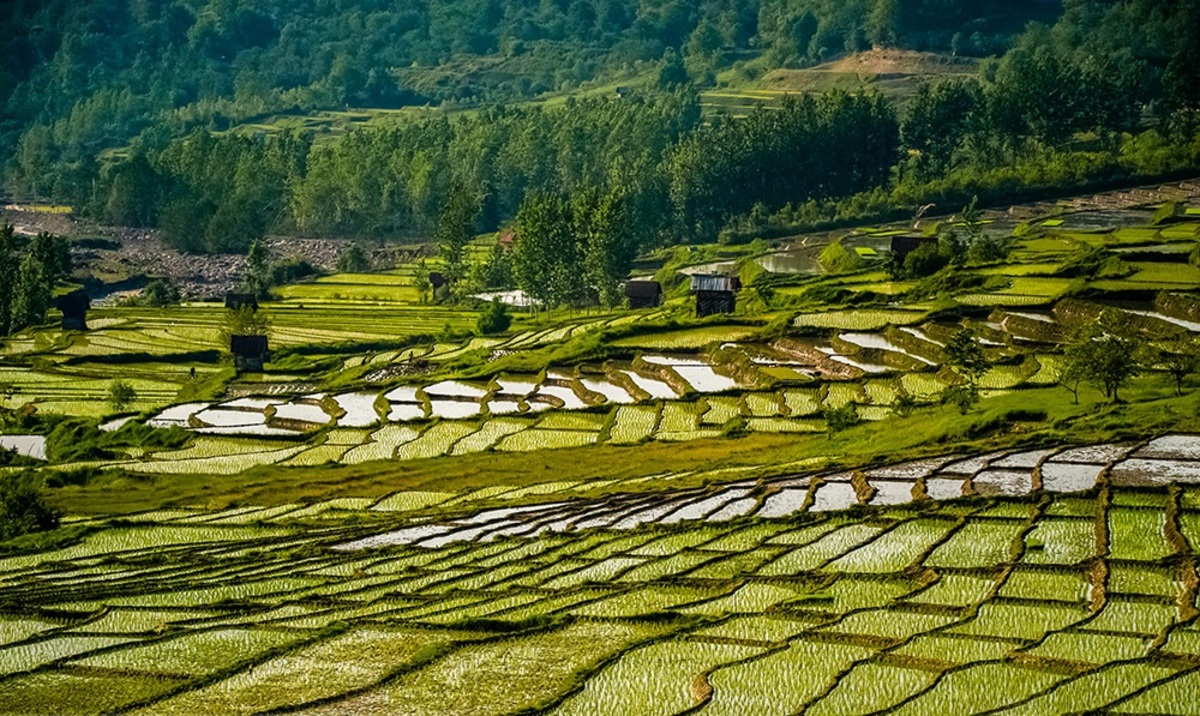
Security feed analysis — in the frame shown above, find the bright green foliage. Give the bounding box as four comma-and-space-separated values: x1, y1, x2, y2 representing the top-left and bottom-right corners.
513, 193, 583, 307
1063, 309, 1142, 402
944, 329, 989, 385
476, 298, 512, 335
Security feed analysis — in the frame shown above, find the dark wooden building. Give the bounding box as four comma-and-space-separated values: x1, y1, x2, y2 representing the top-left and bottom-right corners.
624, 280, 663, 309
230, 334, 269, 373
889, 234, 937, 262
224, 292, 259, 312
690, 274, 740, 317
428, 272, 448, 290
55, 290, 90, 331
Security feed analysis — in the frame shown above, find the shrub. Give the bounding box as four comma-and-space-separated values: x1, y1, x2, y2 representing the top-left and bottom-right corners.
904, 241, 949, 278
0, 474, 61, 541
108, 381, 137, 412
140, 278, 180, 307
940, 383, 979, 414
477, 298, 512, 335
824, 403, 860, 433
337, 243, 371, 272
891, 393, 918, 417
270, 257, 316, 285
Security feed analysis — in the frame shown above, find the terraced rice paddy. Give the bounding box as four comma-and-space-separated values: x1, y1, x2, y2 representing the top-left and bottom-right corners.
85, 294, 1152, 470
2, 437, 1200, 714
3, 190, 1200, 711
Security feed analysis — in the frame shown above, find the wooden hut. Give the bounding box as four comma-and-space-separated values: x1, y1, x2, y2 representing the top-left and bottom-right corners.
624, 280, 662, 309
224, 292, 259, 312
230, 334, 269, 373
690, 274, 740, 317
428, 272, 448, 290
55, 290, 90, 331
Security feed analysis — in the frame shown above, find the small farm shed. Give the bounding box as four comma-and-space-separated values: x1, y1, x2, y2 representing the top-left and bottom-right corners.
690, 274, 740, 317
428, 272, 448, 290
624, 280, 662, 309
55, 290, 90, 331
224, 292, 259, 312
889, 234, 936, 262
230, 334, 269, 373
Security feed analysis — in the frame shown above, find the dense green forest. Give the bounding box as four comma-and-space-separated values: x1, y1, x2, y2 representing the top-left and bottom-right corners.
3, 0, 1199, 284
1, 0, 1056, 201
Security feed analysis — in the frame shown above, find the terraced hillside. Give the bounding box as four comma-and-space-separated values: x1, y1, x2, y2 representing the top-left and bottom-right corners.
2, 183, 1200, 712
1, 437, 1200, 714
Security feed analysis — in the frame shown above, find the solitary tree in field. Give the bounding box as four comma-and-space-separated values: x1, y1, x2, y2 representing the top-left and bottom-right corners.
960, 196, 1007, 263
1062, 309, 1141, 402
412, 260, 432, 304
942, 328, 990, 413
337, 243, 370, 273
576, 188, 635, 307
108, 381, 137, 412
1058, 353, 1087, 405
474, 242, 513, 290
1147, 332, 1200, 396
476, 298, 512, 335
243, 239, 271, 298
513, 192, 582, 308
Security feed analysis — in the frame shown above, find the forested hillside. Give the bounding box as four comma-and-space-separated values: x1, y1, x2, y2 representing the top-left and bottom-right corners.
3, 0, 1199, 268
0, 0, 1054, 198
